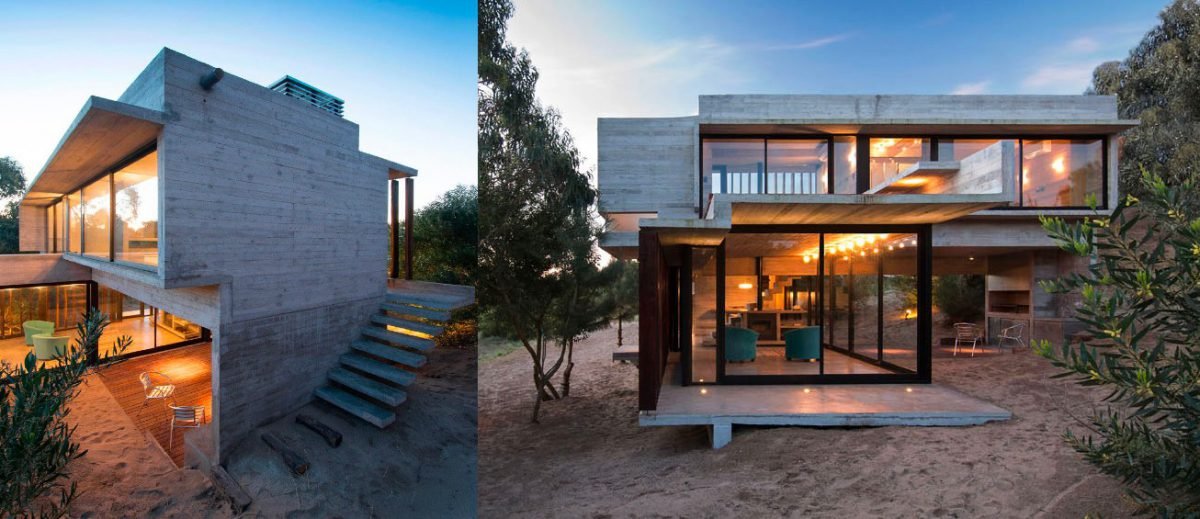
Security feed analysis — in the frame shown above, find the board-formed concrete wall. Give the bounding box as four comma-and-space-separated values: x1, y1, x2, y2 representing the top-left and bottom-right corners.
150, 50, 390, 456
699, 95, 1120, 123
597, 116, 697, 217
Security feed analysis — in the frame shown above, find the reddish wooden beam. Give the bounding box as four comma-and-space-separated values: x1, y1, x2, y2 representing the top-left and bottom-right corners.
638, 230, 662, 411
404, 178, 414, 281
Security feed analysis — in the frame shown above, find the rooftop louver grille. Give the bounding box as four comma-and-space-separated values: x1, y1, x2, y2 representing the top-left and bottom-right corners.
268, 75, 344, 117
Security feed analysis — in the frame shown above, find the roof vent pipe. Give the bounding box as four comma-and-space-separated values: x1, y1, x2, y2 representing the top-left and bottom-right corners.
200, 68, 224, 91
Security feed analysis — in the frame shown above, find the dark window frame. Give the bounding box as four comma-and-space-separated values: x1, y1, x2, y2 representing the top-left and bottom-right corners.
698, 133, 1111, 212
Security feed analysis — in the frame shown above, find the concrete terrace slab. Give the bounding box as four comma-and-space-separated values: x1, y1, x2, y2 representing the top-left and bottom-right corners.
641, 372, 1011, 447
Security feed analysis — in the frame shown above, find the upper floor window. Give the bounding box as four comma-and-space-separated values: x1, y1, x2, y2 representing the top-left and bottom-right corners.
869, 138, 930, 188
767, 140, 827, 194
1021, 139, 1103, 208
704, 139, 764, 195
56, 146, 158, 269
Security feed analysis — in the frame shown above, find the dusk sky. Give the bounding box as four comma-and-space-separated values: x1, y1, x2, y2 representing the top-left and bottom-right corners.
509, 0, 1167, 173
0, 0, 475, 209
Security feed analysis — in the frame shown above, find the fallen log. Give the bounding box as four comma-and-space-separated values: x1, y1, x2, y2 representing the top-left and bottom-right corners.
211, 465, 252, 513
296, 413, 343, 447
261, 432, 309, 476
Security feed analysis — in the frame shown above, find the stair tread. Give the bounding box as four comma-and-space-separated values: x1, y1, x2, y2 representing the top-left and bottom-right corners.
340, 353, 417, 386
361, 327, 435, 352
351, 339, 427, 368
380, 302, 451, 322
385, 291, 471, 310
370, 314, 443, 335
314, 385, 395, 428
329, 367, 408, 406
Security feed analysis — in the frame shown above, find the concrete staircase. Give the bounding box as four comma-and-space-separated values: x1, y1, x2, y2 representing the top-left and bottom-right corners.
313, 286, 472, 428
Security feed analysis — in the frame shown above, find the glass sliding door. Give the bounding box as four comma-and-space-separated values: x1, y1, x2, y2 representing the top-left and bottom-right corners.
688, 247, 719, 384
717, 227, 930, 384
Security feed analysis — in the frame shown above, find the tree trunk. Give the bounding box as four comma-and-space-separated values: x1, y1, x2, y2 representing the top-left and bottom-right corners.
617, 318, 623, 347
561, 339, 575, 397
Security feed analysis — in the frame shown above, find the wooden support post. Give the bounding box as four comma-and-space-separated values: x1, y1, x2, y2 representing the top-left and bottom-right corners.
405, 177, 414, 281
390, 180, 400, 279
296, 414, 343, 448
261, 432, 309, 476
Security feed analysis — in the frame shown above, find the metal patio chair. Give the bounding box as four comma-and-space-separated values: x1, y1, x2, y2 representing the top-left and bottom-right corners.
139, 371, 176, 410
168, 405, 205, 450
953, 323, 982, 357
998, 322, 1026, 352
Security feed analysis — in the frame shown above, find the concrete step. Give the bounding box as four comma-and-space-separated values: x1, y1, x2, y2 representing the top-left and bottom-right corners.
380, 302, 450, 322
370, 314, 443, 336
361, 326, 435, 352
350, 339, 427, 368
339, 353, 416, 386
385, 291, 469, 310
314, 385, 396, 428
328, 367, 408, 407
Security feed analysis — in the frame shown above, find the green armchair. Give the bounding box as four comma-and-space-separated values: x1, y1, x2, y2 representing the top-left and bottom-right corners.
32, 334, 69, 364
784, 326, 821, 361
23, 320, 55, 346
724, 326, 758, 363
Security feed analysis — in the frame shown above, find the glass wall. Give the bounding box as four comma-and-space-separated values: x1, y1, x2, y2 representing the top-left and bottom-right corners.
1021, 139, 1103, 207
704, 139, 763, 195
113, 150, 159, 266
82, 176, 110, 258
766, 140, 827, 194
66, 191, 81, 253
869, 138, 931, 189
712, 230, 927, 382
689, 247, 718, 384
833, 136, 857, 194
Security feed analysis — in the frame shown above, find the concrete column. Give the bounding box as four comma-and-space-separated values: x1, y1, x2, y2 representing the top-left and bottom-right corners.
711, 423, 732, 449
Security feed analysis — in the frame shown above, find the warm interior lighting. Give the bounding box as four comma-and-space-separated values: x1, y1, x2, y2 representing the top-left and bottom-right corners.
700, 388, 708, 395
802, 254, 810, 263
904, 309, 914, 320
895, 176, 928, 187
905, 387, 913, 393
968, 256, 975, 261
803, 388, 811, 393
737, 282, 753, 290
1051, 156, 1065, 174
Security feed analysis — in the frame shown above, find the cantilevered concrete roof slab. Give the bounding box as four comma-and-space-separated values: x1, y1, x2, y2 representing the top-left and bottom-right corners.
23, 96, 167, 206
362, 151, 418, 179
718, 194, 1007, 226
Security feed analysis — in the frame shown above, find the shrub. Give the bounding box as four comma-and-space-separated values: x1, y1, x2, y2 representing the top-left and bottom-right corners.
1037, 171, 1200, 515
1, 308, 130, 517
933, 275, 985, 324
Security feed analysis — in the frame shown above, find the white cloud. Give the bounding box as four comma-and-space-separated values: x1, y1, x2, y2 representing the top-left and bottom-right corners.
1021, 63, 1098, 93
950, 81, 990, 95
1066, 36, 1100, 53
765, 33, 854, 51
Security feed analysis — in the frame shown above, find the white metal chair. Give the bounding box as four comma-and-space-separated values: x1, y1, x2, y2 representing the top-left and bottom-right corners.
998, 322, 1026, 352
953, 323, 981, 357
139, 371, 176, 409
168, 405, 205, 450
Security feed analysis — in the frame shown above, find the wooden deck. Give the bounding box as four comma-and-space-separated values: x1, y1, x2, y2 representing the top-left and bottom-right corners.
97, 343, 212, 466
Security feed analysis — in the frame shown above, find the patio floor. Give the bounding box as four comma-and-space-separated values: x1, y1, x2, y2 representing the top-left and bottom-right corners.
644, 362, 1011, 448
96, 343, 212, 466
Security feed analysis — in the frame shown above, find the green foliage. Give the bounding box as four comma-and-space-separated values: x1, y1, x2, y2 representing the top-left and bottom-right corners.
1, 308, 130, 518
0, 157, 26, 254
933, 275, 985, 324
478, 0, 606, 420
1088, 0, 1200, 203
600, 260, 638, 345
1037, 169, 1200, 515
407, 185, 478, 287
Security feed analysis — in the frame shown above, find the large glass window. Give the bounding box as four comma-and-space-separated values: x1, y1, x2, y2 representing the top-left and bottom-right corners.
689, 247, 718, 384
82, 176, 110, 258
49, 201, 62, 252
113, 150, 159, 266
833, 136, 857, 194
869, 138, 931, 189
66, 191, 81, 253
704, 139, 764, 195
1021, 139, 1103, 207
766, 140, 827, 194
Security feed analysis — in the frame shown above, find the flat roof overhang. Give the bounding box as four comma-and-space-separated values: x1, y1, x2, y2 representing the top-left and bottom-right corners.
362, 152, 418, 179
23, 96, 167, 207
699, 119, 1139, 136
634, 194, 1006, 249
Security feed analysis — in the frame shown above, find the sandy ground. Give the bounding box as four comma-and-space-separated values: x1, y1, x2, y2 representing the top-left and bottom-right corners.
50, 375, 231, 518
478, 322, 1137, 518
225, 338, 478, 518
38, 335, 476, 517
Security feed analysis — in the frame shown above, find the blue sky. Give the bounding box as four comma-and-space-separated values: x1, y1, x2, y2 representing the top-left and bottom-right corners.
508, 0, 1167, 172
0, 0, 475, 209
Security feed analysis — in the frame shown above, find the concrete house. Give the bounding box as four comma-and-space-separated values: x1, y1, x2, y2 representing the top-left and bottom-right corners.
0, 48, 470, 465
597, 95, 1136, 446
